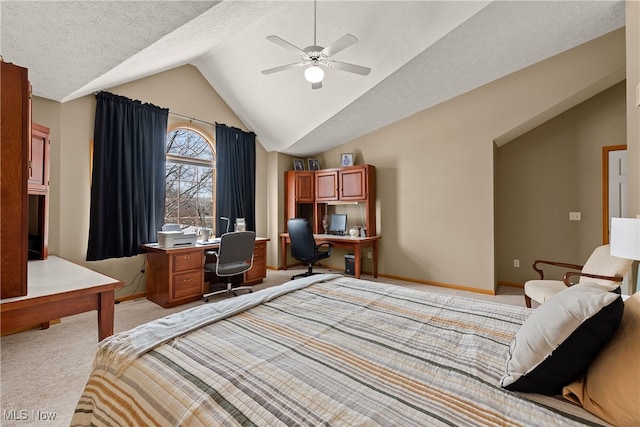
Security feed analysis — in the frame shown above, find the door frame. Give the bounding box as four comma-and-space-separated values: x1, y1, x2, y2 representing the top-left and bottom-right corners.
601, 144, 627, 244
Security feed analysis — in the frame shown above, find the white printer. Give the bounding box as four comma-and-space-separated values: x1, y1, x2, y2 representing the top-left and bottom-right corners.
157, 224, 197, 248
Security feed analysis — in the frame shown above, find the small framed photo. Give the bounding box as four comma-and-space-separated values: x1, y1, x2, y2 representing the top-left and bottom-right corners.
341, 153, 354, 167
308, 159, 320, 170
293, 159, 305, 170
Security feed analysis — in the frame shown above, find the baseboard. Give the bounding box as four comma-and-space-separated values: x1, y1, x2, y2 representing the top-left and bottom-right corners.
116, 292, 146, 303
378, 273, 496, 295
497, 281, 524, 288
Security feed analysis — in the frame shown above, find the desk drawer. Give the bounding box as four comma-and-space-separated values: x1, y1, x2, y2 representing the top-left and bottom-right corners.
172, 270, 203, 300
253, 243, 266, 258
172, 251, 202, 273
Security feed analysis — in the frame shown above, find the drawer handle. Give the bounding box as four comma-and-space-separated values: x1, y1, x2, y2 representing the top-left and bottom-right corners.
183, 277, 193, 282
183, 255, 192, 259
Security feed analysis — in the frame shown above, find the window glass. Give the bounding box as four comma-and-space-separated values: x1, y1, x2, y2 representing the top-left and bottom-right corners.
165, 127, 215, 232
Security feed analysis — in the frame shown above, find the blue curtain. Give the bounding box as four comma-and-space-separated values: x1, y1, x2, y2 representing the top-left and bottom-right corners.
87, 92, 168, 261
215, 123, 256, 236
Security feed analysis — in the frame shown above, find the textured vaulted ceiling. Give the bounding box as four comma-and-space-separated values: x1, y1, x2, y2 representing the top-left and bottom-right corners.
0, 1, 625, 156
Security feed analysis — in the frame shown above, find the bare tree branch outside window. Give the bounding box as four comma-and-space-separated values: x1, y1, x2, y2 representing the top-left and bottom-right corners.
165, 128, 215, 233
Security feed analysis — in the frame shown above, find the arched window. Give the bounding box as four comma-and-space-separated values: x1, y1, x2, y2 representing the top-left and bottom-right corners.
164, 126, 215, 233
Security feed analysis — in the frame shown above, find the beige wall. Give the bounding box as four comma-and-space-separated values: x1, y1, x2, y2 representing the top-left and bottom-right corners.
496, 82, 626, 285
32, 65, 270, 299
625, 0, 640, 287
306, 29, 626, 293
626, 0, 640, 215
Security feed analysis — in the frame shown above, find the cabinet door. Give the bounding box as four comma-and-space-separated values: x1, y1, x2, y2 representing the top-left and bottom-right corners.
315, 170, 339, 201
340, 167, 367, 200
28, 123, 49, 190
295, 172, 314, 202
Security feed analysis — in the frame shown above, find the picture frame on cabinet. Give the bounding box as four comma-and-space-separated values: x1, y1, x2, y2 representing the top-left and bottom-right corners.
293, 159, 305, 170
308, 159, 320, 170
341, 153, 354, 167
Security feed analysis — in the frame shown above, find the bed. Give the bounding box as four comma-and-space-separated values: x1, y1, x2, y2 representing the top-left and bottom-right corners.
71, 274, 620, 426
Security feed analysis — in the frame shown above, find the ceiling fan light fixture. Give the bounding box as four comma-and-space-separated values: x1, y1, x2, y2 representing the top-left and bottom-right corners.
304, 65, 324, 83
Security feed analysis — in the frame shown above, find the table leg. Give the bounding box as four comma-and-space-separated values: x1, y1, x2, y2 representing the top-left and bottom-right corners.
281, 236, 287, 270
354, 245, 362, 279
97, 290, 115, 341
373, 240, 378, 278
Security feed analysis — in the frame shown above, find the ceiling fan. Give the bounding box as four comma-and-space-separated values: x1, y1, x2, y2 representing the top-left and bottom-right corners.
261, 0, 371, 89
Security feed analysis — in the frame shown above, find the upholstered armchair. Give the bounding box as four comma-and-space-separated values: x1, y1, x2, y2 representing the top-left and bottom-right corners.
524, 244, 633, 308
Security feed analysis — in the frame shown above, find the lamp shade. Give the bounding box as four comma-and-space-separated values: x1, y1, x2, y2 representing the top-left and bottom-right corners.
610, 218, 640, 260
304, 65, 324, 83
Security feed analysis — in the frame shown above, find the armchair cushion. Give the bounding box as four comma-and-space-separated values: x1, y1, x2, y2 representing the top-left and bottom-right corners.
501, 282, 623, 395
523, 280, 568, 305
578, 244, 632, 289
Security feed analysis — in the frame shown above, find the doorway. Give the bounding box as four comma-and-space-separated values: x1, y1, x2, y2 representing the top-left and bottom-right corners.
602, 145, 627, 243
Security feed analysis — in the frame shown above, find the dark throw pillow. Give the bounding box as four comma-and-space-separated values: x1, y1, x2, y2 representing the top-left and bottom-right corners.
500, 282, 623, 395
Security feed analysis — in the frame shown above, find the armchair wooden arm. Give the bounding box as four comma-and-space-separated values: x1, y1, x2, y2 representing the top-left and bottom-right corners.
532, 260, 583, 280
562, 271, 624, 287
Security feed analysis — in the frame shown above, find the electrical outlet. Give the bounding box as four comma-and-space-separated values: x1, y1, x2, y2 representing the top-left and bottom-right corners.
367, 251, 372, 259
513, 259, 520, 268
569, 212, 581, 221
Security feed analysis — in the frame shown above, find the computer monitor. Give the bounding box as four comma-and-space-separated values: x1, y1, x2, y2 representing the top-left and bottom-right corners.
328, 214, 347, 235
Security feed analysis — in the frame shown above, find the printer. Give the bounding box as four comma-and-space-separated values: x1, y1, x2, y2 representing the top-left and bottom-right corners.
157, 224, 197, 248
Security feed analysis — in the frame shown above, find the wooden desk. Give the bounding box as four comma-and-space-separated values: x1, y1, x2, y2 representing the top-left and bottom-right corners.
0, 256, 124, 342
143, 238, 269, 308
280, 233, 380, 279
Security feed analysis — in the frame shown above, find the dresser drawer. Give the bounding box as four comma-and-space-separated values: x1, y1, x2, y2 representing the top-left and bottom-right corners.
172, 270, 203, 300
172, 251, 202, 273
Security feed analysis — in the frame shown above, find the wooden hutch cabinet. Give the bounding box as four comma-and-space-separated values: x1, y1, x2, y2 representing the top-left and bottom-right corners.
29, 123, 50, 190
1, 61, 30, 298
28, 122, 50, 260
285, 164, 376, 236
315, 165, 371, 202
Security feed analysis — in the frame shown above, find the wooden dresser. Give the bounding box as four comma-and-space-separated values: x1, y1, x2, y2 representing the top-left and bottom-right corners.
144, 238, 269, 308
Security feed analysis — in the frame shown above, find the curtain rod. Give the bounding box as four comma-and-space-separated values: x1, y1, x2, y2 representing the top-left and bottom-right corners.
93, 92, 215, 127
169, 112, 215, 127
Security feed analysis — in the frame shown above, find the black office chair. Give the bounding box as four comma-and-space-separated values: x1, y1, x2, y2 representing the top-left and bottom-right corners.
287, 218, 333, 280
203, 231, 256, 302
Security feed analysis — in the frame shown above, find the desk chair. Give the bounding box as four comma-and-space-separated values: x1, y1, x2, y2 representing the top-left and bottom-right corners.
524, 244, 632, 308
288, 218, 333, 280
203, 231, 256, 302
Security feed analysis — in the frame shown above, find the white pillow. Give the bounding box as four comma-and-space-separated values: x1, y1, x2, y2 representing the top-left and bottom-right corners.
500, 282, 623, 395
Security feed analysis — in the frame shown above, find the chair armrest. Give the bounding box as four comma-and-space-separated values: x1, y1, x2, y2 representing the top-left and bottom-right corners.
532, 260, 583, 279
562, 272, 624, 287
317, 242, 333, 256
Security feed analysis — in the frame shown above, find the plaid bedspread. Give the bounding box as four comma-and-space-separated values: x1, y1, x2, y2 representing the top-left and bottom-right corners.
72, 276, 607, 426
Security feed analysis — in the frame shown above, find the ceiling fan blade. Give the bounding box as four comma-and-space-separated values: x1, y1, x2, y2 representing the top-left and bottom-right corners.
312, 81, 322, 90
266, 35, 306, 55
329, 61, 371, 76
261, 62, 305, 75
322, 34, 358, 57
